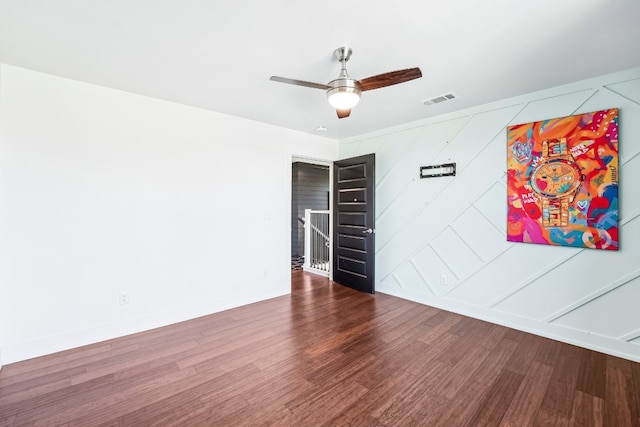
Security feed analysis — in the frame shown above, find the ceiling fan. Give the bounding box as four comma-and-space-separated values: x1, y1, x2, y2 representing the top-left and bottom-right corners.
270, 47, 422, 119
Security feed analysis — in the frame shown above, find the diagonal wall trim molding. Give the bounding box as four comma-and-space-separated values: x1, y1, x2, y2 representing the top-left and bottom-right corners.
427, 238, 460, 282
470, 202, 503, 235
374, 126, 428, 190
442, 242, 514, 297
487, 214, 639, 311
409, 259, 436, 296
567, 88, 600, 117
448, 223, 485, 262
603, 79, 640, 107
487, 250, 583, 309
375, 127, 448, 223
545, 267, 640, 324
375, 105, 522, 256
377, 101, 530, 259
396, 176, 513, 295
375, 178, 418, 223
389, 274, 402, 289
620, 207, 640, 226
490, 212, 639, 313
374, 116, 475, 254
622, 148, 640, 168
619, 329, 640, 342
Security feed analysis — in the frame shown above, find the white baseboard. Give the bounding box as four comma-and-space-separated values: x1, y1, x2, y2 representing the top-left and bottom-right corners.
2, 285, 289, 365
302, 266, 330, 277
377, 284, 640, 363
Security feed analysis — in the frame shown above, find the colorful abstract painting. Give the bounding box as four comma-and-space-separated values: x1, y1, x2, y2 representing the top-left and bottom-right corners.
506, 108, 619, 250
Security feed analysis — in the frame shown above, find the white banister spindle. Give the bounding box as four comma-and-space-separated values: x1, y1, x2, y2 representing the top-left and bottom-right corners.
303, 209, 311, 271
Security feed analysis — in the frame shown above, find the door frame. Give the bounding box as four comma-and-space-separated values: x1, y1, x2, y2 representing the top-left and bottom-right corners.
289, 155, 334, 280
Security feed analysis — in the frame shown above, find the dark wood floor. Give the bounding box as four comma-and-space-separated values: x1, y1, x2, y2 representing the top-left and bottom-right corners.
1, 272, 639, 426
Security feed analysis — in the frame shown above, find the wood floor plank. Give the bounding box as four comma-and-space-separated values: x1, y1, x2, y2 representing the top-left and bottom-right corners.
135, 366, 261, 427
377, 303, 439, 344
16, 362, 187, 426
241, 363, 316, 409
218, 405, 301, 427
435, 322, 492, 366
368, 370, 450, 425
0, 343, 114, 379
0, 271, 638, 426
379, 390, 451, 426
503, 333, 546, 376
419, 309, 464, 345
632, 360, 640, 424
433, 345, 492, 398
0, 414, 16, 427
465, 368, 525, 427
0, 366, 84, 405
285, 379, 370, 424
109, 364, 257, 427
534, 335, 564, 366
323, 369, 413, 427
71, 339, 200, 385
570, 390, 604, 426
478, 323, 510, 350
534, 348, 582, 426
499, 361, 555, 426
471, 337, 520, 387
304, 351, 377, 387
604, 356, 640, 427
404, 332, 459, 376
432, 379, 489, 426
576, 349, 607, 398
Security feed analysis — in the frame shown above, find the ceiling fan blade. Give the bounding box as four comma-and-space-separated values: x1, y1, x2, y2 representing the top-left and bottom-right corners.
270, 76, 330, 90
336, 109, 351, 119
358, 68, 422, 91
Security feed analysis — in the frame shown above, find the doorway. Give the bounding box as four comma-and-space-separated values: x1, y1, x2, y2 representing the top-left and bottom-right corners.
291, 161, 330, 272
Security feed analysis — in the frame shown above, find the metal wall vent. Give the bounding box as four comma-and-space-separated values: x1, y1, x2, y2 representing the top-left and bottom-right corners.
422, 92, 457, 106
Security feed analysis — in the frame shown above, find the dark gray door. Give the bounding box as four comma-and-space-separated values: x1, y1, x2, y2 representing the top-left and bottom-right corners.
332, 153, 375, 294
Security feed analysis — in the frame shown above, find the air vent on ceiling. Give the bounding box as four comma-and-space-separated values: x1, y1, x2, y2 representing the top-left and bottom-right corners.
422, 92, 458, 106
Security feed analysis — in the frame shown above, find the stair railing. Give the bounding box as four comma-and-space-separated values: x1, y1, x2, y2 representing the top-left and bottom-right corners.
303, 209, 330, 277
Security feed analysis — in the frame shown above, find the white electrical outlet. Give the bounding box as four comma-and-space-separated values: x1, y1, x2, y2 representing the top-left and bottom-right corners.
440, 274, 448, 286
119, 292, 129, 305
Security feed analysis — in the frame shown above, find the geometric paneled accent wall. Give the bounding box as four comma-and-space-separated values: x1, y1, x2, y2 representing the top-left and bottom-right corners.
340, 67, 640, 362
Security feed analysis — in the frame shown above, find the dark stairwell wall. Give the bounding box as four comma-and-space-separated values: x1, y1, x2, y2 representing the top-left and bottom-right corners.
291, 162, 329, 257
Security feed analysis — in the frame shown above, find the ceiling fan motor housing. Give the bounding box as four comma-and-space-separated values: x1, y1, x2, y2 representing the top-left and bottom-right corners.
327, 78, 361, 109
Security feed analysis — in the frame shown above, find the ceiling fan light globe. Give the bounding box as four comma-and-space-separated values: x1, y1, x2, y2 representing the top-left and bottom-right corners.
327, 87, 361, 109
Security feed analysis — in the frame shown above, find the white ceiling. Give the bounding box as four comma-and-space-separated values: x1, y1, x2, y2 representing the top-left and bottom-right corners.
1, 0, 639, 140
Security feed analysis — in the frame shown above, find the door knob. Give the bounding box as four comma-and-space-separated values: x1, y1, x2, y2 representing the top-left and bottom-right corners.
362, 228, 374, 234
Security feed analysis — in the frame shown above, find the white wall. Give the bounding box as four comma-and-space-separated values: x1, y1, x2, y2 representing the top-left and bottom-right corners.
340, 67, 640, 362
0, 64, 338, 364
0, 63, 3, 371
